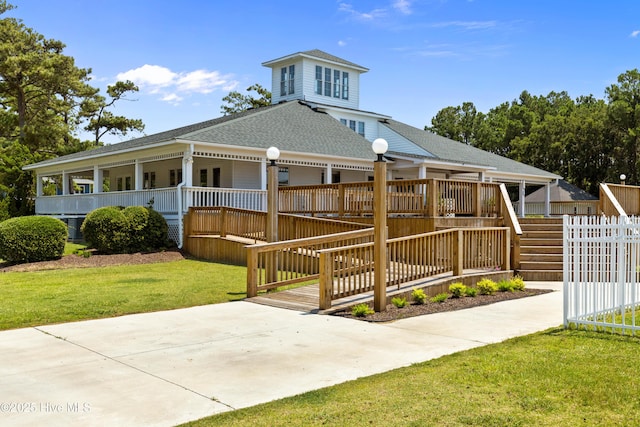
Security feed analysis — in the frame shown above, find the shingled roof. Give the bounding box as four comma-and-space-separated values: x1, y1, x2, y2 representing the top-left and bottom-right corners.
26, 101, 377, 169
382, 119, 561, 180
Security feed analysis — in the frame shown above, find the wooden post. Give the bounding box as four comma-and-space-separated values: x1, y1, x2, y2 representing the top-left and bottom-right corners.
338, 183, 345, 217
265, 158, 279, 284
246, 246, 258, 297
220, 207, 227, 237
374, 158, 387, 312
319, 251, 333, 310
453, 229, 464, 276
503, 228, 511, 271
474, 182, 482, 217
428, 179, 438, 217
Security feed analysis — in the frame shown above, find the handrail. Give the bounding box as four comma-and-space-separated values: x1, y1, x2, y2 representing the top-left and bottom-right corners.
499, 184, 520, 269
600, 183, 629, 217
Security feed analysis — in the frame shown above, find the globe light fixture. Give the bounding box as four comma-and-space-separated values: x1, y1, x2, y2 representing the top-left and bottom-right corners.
266, 146, 280, 165
371, 138, 388, 162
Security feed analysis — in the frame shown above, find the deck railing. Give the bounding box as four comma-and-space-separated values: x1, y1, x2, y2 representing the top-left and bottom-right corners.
246, 228, 375, 297
317, 227, 510, 309
600, 183, 640, 216
512, 201, 598, 216
278, 179, 502, 217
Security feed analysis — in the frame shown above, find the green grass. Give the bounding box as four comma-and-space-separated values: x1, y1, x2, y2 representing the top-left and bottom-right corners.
63, 242, 87, 255
0, 259, 247, 330
181, 328, 640, 426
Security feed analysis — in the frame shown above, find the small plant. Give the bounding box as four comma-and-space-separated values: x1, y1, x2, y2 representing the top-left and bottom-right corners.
412, 288, 427, 305
351, 303, 374, 317
510, 275, 526, 291
392, 297, 408, 308
465, 287, 478, 297
449, 282, 467, 298
497, 279, 515, 292
430, 292, 449, 303
476, 278, 498, 295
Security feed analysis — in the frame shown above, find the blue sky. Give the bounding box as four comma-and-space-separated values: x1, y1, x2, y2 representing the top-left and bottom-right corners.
7, 0, 640, 143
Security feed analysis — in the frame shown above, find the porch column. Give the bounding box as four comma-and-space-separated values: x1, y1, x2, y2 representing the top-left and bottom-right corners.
518, 181, 526, 217
93, 166, 103, 193
62, 171, 70, 195
544, 182, 551, 217
134, 160, 143, 190
325, 163, 332, 184
36, 175, 43, 197
418, 165, 427, 179
260, 158, 267, 190
184, 155, 193, 186
478, 171, 485, 182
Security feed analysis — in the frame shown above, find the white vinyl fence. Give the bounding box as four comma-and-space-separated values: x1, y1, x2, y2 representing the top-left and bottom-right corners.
564, 215, 640, 335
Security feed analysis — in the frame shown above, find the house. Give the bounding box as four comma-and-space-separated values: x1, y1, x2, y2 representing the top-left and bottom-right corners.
514, 179, 598, 216
23, 49, 560, 245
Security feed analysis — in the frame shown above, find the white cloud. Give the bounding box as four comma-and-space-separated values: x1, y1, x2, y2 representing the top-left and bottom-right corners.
116, 65, 238, 104
429, 21, 498, 30
393, 0, 412, 15
338, 2, 387, 21
631, 30, 640, 38
338, 40, 347, 47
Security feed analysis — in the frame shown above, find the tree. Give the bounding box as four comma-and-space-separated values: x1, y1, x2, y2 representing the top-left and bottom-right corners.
606, 69, 640, 185
0, 1, 144, 216
426, 102, 480, 145
220, 84, 271, 115
81, 80, 145, 145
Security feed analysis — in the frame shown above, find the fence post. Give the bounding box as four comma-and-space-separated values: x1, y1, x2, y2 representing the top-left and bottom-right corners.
474, 182, 482, 216
503, 227, 511, 271
220, 207, 227, 237
246, 246, 258, 297
428, 179, 438, 217
319, 252, 333, 310
338, 184, 345, 217
453, 229, 463, 276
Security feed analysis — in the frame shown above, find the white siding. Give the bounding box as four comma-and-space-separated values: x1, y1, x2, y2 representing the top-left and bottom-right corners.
270, 59, 304, 104
288, 165, 323, 186
232, 160, 261, 189
300, 58, 360, 109
324, 111, 378, 141
378, 125, 434, 157
339, 169, 368, 183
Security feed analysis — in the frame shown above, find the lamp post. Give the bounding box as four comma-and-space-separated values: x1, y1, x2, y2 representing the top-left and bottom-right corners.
266, 146, 280, 285
372, 138, 388, 312
621, 174, 626, 186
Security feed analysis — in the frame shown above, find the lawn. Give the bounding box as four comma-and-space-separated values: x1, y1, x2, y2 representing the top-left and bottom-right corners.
181, 328, 640, 426
0, 259, 247, 330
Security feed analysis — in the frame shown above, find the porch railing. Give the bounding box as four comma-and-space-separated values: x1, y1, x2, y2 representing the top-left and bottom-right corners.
34, 186, 267, 216
278, 179, 502, 217
317, 227, 511, 309
512, 201, 598, 216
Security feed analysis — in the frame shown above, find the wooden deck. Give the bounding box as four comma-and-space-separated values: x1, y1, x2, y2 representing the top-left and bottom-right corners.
246, 269, 512, 314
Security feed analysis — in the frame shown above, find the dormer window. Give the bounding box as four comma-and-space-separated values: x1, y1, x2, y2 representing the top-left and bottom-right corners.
314, 65, 349, 100
280, 65, 295, 96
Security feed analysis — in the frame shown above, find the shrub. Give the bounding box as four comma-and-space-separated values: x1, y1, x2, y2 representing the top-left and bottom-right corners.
465, 287, 478, 297
81, 206, 169, 254
476, 278, 498, 295
412, 288, 427, 305
392, 297, 407, 308
81, 206, 128, 254
497, 279, 515, 292
0, 216, 67, 263
430, 292, 449, 303
352, 303, 374, 317
449, 282, 467, 298
510, 275, 526, 291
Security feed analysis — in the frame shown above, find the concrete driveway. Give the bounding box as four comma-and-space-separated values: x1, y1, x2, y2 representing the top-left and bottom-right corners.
0, 282, 562, 427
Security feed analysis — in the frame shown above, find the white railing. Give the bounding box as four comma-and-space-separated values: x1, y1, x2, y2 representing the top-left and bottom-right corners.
513, 201, 598, 216
564, 215, 640, 335
181, 187, 266, 213
35, 187, 267, 216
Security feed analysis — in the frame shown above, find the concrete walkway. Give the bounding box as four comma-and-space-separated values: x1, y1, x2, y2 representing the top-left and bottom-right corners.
0, 282, 562, 427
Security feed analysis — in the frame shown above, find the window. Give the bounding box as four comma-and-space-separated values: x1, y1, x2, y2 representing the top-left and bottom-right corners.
333, 69, 340, 98
288, 65, 295, 94
340, 118, 365, 137
357, 121, 365, 136
117, 177, 123, 191
170, 169, 183, 186
342, 72, 349, 99
340, 118, 347, 126
143, 172, 156, 189
280, 65, 295, 96
125, 176, 132, 191
278, 167, 289, 186
315, 66, 322, 94
349, 120, 356, 131
321, 171, 341, 184
324, 68, 331, 96
213, 168, 221, 188
200, 169, 208, 187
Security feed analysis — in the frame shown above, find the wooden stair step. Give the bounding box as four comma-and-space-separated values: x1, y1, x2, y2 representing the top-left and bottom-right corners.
517, 270, 563, 281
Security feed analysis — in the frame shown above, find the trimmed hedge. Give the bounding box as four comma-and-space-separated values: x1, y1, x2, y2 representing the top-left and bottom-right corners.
81, 206, 169, 254
0, 216, 68, 263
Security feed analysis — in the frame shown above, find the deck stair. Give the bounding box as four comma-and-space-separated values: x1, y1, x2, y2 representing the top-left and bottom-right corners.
517, 217, 564, 281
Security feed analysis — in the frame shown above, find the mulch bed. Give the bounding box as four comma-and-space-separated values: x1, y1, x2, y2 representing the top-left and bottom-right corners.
0, 248, 186, 273
332, 288, 553, 322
